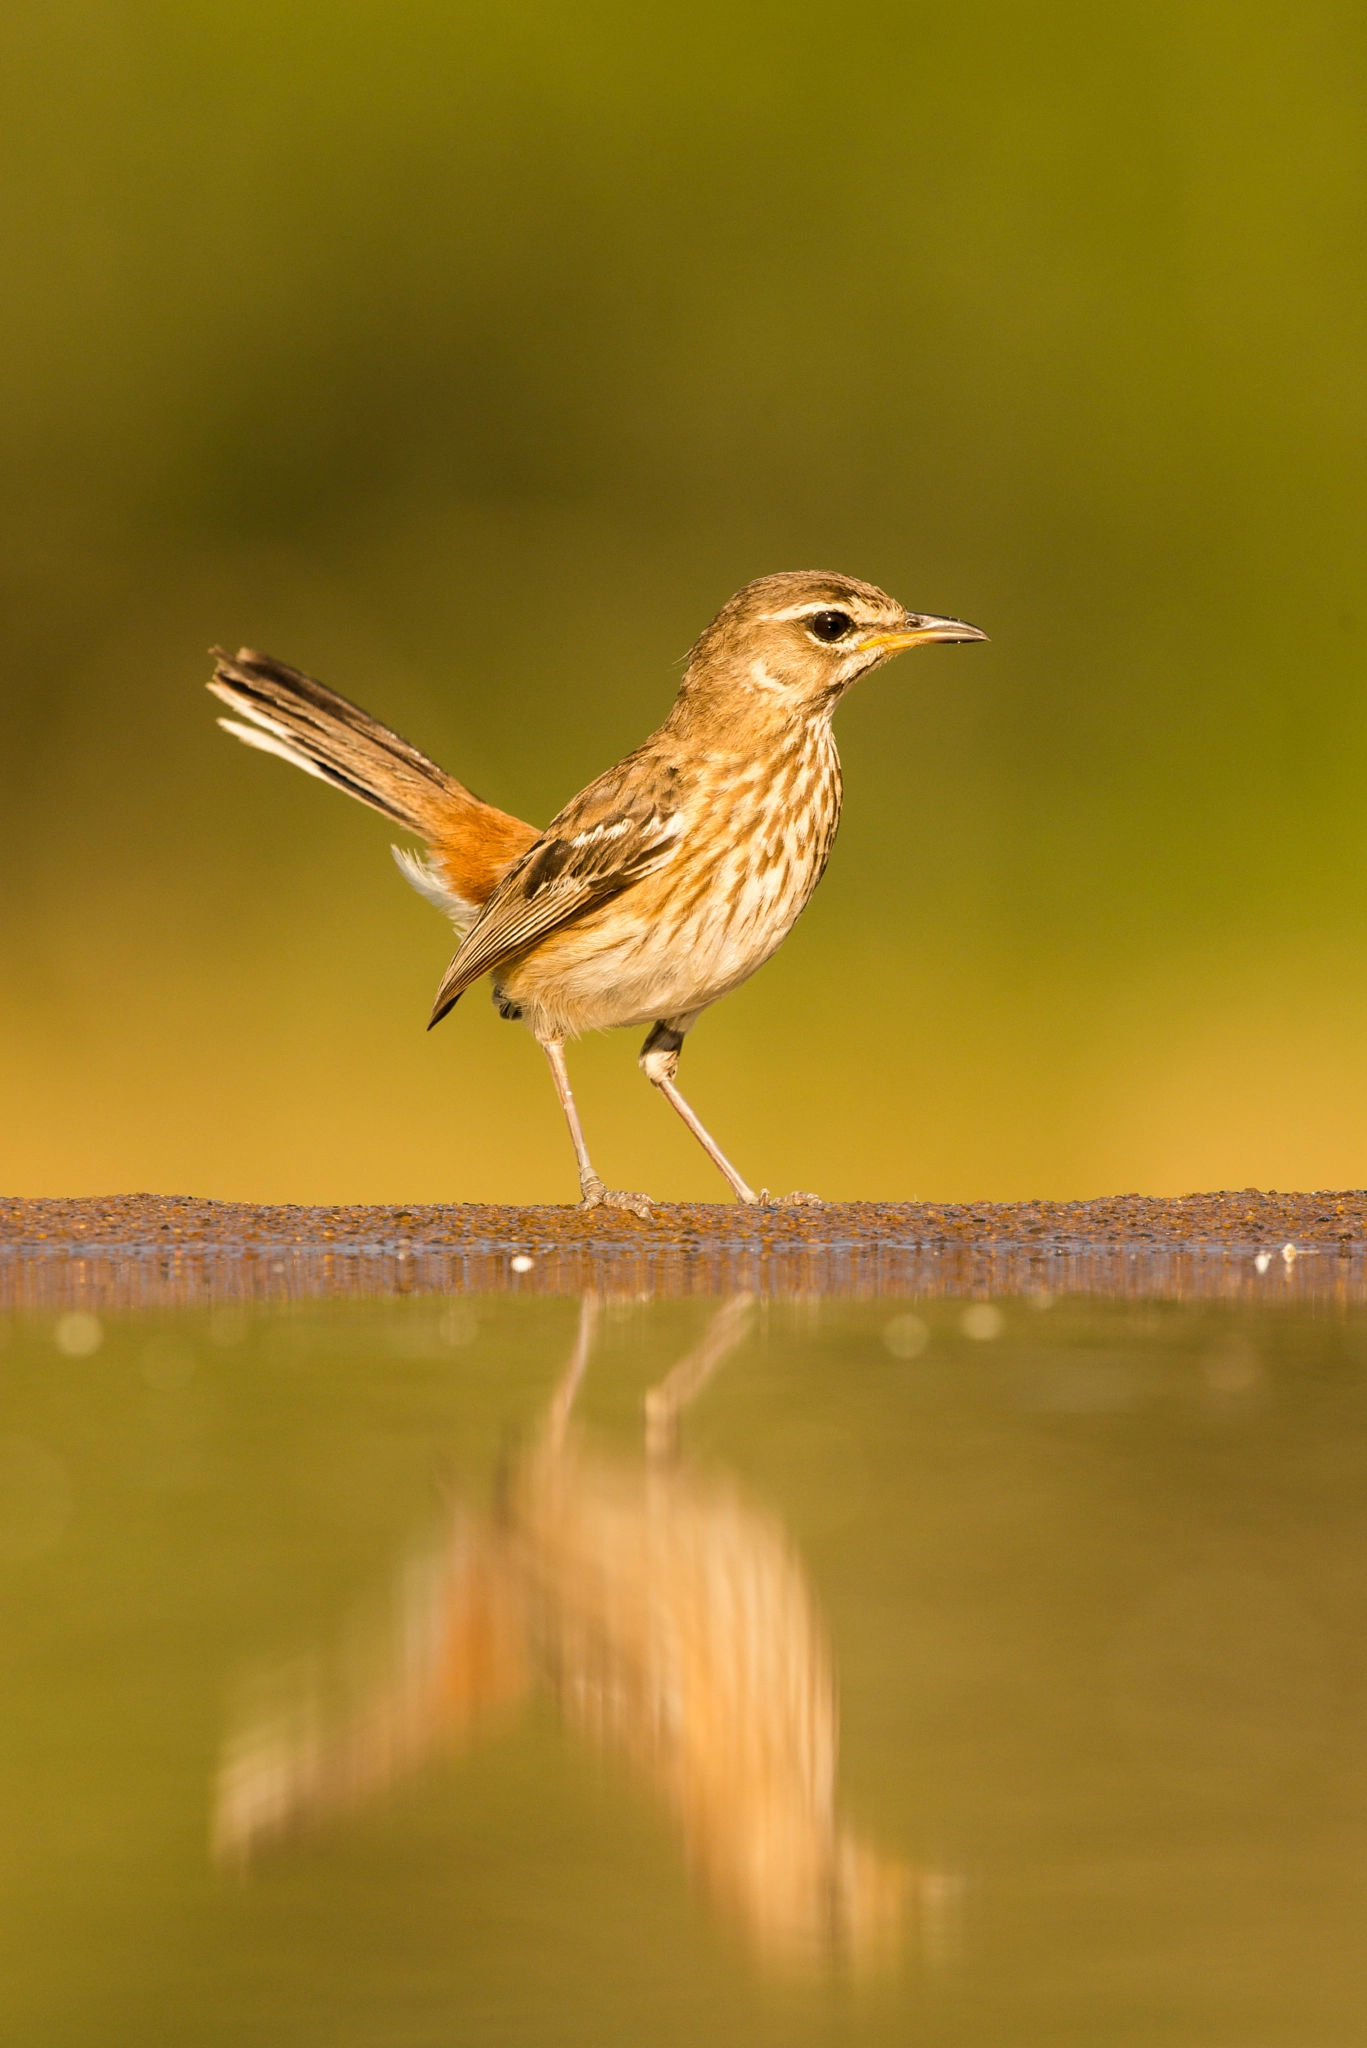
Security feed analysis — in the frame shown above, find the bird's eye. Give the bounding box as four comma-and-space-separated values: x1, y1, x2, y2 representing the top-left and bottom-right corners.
808, 610, 854, 643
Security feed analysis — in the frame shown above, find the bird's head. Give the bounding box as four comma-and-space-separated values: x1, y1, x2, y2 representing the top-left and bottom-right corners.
680, 570, 986, 718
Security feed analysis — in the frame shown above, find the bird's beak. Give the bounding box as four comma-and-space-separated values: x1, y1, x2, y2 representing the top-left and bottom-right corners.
858, 613, 989, 653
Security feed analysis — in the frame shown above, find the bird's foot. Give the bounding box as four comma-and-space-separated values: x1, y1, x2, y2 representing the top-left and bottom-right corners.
578, 1178, 653, 1221
752, 1189, 826, 1209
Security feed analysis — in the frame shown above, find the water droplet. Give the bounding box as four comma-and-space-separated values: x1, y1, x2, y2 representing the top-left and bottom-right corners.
54, 1312, 102, 1357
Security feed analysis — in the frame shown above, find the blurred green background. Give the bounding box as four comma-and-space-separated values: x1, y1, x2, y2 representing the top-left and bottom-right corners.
2, 0, 1365, 1205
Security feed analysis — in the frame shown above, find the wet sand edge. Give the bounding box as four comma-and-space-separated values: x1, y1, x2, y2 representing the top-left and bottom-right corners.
3, 1190, 1366, 1309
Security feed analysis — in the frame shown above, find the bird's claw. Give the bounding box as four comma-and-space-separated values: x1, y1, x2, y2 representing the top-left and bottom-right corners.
578, 1179, 653, 1221
749, 1188, 826, 1209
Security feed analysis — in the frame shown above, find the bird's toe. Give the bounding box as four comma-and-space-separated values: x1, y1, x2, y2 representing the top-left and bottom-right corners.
773, 1190, 825, 1208
578, 1182, 653, 1221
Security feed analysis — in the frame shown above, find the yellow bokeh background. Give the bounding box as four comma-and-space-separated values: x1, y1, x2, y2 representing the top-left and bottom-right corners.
3, 0, 1366, 1204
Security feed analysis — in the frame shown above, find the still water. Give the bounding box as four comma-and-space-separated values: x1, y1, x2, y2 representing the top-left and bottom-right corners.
2, 1287, 1365, 2044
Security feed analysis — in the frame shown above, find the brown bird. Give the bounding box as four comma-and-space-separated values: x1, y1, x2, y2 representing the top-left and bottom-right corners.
208, 571, 985, 1212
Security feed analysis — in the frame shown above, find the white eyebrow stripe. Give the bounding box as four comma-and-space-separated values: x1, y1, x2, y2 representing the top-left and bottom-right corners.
759, 601, 868, 622
758, 598, 897, 626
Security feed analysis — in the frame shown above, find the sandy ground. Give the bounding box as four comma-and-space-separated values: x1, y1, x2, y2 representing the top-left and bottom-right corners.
1, 1187, 1365, 1253
1, 1189, 1365, 1311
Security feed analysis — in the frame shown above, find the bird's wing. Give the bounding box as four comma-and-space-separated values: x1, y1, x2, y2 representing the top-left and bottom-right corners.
428, 787, 684, 1026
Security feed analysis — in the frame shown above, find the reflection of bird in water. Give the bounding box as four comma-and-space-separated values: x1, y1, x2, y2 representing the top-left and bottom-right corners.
214, 1299, 923, 1972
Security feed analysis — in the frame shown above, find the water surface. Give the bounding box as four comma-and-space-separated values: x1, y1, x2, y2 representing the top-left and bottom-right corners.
2, 1287, 1365, 2044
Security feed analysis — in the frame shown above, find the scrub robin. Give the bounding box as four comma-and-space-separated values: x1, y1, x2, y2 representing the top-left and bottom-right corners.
209, 571, 985, 1212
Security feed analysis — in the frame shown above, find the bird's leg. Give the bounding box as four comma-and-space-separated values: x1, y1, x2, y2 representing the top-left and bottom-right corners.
638, 1023, 823, 1208
540, 1039, 653, 1220
645, 1295, 755, 1460
544, 1295, 599, 1452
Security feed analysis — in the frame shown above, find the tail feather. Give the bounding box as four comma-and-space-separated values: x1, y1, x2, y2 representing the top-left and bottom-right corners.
208, 647, 541, 925
209, 647, 464, 837
215, 714, 349, 791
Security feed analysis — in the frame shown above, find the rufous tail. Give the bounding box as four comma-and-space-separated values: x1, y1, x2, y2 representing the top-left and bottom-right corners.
208, 647, 539, 925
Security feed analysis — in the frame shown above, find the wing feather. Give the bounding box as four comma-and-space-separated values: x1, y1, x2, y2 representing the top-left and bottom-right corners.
428, 798, 683, 1026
